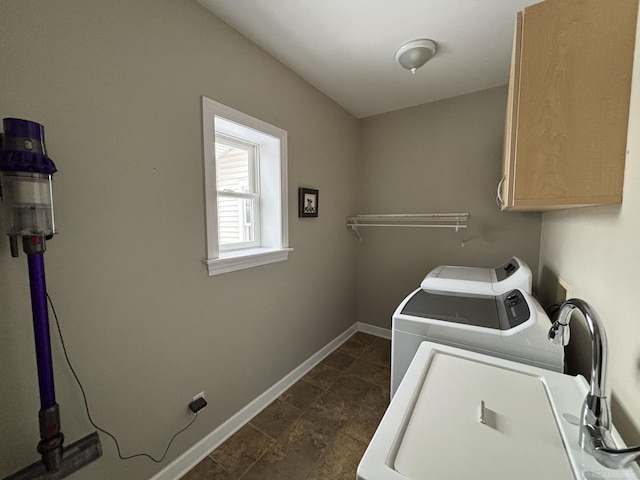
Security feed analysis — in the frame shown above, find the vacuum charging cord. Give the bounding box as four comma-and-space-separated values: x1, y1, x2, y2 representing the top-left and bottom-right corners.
47, 293, 198, 463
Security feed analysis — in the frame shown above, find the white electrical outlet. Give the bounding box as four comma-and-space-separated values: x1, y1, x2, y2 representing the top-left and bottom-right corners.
193, 391, 205, 402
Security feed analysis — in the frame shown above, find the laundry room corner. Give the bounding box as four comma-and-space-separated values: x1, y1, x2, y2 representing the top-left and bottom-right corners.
354, 86, 543, 329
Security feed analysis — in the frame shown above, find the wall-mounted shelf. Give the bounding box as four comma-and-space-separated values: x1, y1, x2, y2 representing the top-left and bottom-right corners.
346, 213, 469, 240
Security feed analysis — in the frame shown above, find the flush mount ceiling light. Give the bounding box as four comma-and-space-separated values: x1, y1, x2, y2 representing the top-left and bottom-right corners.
395, 39, 437, 74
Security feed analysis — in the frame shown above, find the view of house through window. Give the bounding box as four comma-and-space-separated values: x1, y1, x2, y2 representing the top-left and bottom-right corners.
215, 135, 260, 249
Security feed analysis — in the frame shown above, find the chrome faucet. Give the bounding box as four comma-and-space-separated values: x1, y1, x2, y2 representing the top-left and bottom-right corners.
548, 298, 640, 469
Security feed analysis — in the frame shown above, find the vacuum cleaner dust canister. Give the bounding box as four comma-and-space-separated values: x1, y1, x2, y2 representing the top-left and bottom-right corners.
0, 118, 57, 254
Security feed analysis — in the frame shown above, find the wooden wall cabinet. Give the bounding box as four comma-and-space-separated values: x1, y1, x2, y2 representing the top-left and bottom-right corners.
499, 0, 638, 211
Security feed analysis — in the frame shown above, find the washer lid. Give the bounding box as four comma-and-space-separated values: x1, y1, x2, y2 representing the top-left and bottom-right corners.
394, 352, 574, 480
400, 289, 531, 331
401, 290, 499, 328
420, 257, 532, 295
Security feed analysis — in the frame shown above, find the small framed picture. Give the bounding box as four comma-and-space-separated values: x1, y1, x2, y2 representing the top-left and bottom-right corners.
298, 188, 319, 217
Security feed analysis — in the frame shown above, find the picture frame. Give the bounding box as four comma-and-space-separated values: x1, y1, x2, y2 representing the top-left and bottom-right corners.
298, 188, 319, 217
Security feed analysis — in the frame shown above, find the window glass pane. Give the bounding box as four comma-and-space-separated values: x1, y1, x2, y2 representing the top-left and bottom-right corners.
217, 196, 256, 245
215, 141, 254, 193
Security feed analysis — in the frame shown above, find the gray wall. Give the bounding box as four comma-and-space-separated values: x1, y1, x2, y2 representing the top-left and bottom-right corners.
356, 87, 543, 328
0, 1, 358, 479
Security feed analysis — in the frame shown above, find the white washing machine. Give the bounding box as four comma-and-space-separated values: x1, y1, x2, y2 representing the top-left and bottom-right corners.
391, 287, 564, 397
420, 256, 532, 295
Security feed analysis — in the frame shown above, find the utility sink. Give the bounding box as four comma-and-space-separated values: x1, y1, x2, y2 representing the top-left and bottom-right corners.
357, 341, 640, 480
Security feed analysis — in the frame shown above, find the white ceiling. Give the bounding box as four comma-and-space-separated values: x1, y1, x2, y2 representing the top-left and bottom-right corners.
198, 0, 534, 118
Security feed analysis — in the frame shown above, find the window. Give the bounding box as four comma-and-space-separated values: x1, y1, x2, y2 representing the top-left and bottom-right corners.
215, 136, 259, 249
202, 97, 291, 275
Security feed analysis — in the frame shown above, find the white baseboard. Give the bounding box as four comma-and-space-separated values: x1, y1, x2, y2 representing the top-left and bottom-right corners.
356, 322, 391, 340
150, 322, 388, 480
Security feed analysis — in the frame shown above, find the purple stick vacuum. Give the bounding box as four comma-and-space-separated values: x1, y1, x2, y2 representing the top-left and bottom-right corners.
1, 118, 102, 480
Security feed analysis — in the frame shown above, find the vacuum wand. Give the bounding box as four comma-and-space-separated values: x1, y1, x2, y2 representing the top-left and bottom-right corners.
28, 251, 57, 410
28, 246, 64, 472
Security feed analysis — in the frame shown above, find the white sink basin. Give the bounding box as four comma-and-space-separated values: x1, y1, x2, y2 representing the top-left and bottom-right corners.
357, 341, 640, 480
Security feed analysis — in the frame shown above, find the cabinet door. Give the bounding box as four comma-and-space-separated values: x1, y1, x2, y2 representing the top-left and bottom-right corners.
500, 0, 638, 211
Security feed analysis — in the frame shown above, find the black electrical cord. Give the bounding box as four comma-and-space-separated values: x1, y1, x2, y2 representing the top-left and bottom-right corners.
47, 293, 198, 463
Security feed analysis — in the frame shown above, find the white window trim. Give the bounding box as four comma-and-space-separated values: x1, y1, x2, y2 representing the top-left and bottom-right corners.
202, 97, 292, 276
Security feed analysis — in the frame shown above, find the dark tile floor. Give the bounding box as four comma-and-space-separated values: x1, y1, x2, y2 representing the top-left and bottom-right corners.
181, 332, 391, 480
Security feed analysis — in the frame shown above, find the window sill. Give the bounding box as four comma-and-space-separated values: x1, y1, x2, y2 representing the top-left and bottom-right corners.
205, 247, 293, 276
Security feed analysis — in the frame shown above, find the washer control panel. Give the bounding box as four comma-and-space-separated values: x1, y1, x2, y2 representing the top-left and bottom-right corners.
501, 289, 531, 329
494, 257, 521, 282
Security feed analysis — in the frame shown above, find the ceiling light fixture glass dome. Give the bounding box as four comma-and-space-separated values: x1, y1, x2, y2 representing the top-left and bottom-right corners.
395, 39, 437, 74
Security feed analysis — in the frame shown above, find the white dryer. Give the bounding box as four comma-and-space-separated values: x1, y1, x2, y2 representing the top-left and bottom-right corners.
391, 287, 564, 397
420, 256, 532, 295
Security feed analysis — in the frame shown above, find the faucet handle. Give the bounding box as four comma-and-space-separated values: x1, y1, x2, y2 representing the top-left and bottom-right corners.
548, 319, 570, 346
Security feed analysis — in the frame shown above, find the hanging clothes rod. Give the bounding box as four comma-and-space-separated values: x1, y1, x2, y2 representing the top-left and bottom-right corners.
346, 213, 469, 240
